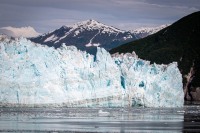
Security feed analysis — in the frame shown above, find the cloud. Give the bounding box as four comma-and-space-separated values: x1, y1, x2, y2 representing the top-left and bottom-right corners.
0, 26, 40, 38
0, 0, 199, 32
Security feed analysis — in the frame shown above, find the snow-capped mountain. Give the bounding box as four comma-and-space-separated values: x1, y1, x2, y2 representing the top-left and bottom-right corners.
30, 19, 136, 54
131, 24, 170, 39
0, 26, 40, 38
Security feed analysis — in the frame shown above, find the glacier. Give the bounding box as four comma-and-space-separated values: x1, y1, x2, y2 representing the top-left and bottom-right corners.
0, 36, 184, 107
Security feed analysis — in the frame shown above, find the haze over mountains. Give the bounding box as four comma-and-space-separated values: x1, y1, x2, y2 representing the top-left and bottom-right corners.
110, 11, 200, 98
0, 26, 40, 38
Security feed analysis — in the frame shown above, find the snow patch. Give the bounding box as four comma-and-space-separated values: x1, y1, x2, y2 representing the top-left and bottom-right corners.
85, 43, 100, 47
131, 24, 170, 38
123, 35, 133, 40
69, 19, 125, 34
85, 30, 101, 47
44, 35, 58, 42
74, 30, 80, 36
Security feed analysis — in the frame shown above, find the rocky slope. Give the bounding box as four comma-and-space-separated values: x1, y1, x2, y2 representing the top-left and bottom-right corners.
30, 19, 136, 54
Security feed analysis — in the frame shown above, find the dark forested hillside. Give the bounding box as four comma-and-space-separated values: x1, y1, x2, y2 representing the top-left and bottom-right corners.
110, 11, 200, 90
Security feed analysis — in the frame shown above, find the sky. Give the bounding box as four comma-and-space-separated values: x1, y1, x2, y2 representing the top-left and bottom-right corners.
0, 0, 199, 34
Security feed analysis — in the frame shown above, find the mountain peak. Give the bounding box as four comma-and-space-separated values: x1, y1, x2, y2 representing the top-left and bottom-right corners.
132, 24, 169, 33
74, 19, 101, 26
84, 19, 100, 24
70, 19, 106, 30
31, 19, 136, 55
131, 24, 170, 38
69, 19, 124, 33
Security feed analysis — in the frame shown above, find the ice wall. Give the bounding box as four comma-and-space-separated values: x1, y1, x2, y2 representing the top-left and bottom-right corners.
113, 53, 184, 107
0, 36, 184, 107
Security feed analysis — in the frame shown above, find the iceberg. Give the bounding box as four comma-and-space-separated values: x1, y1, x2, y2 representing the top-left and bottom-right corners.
0, 36, 184, 107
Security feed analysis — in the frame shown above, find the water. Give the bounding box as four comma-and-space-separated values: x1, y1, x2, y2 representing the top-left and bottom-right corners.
0, 102, 199, 132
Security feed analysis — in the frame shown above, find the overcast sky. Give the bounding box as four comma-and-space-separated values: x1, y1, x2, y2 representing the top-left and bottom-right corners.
0, 0, 199, 33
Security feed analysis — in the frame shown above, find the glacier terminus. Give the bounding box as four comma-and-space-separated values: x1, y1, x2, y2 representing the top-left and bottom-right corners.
0, 36, 184, 107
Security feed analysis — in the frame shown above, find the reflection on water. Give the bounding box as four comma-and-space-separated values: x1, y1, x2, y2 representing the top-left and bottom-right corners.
184, 101, 200, 132
0, 102, 199, 132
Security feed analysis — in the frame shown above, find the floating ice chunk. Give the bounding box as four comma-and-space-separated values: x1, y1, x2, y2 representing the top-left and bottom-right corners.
98, 110, 110, 116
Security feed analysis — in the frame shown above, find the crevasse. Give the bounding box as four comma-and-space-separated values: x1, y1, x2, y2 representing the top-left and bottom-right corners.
0, 36, 184, 107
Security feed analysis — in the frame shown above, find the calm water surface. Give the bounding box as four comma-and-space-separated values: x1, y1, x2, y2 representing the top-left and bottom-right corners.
0, 102, 200, 132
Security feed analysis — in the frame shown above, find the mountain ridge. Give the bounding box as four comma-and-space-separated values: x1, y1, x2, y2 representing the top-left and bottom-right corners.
110, 11, 200, 96
131, 24, 170, 39
30, 19, 136, 54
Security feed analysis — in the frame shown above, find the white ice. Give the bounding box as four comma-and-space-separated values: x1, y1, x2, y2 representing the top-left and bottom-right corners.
0, 36, 184, 107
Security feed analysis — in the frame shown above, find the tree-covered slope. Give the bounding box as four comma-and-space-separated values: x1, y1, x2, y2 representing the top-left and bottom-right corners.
110, 11, 200, 87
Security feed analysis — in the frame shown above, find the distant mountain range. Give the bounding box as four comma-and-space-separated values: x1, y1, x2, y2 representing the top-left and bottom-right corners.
30, 20, 137, 54
131, 24, 169, 39
0, 20, 169, 55
110, 11, 200, 95
30, 19, 167, 54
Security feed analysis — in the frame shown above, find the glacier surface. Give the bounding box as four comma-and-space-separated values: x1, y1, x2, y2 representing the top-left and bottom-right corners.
0, 36, 184, 107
